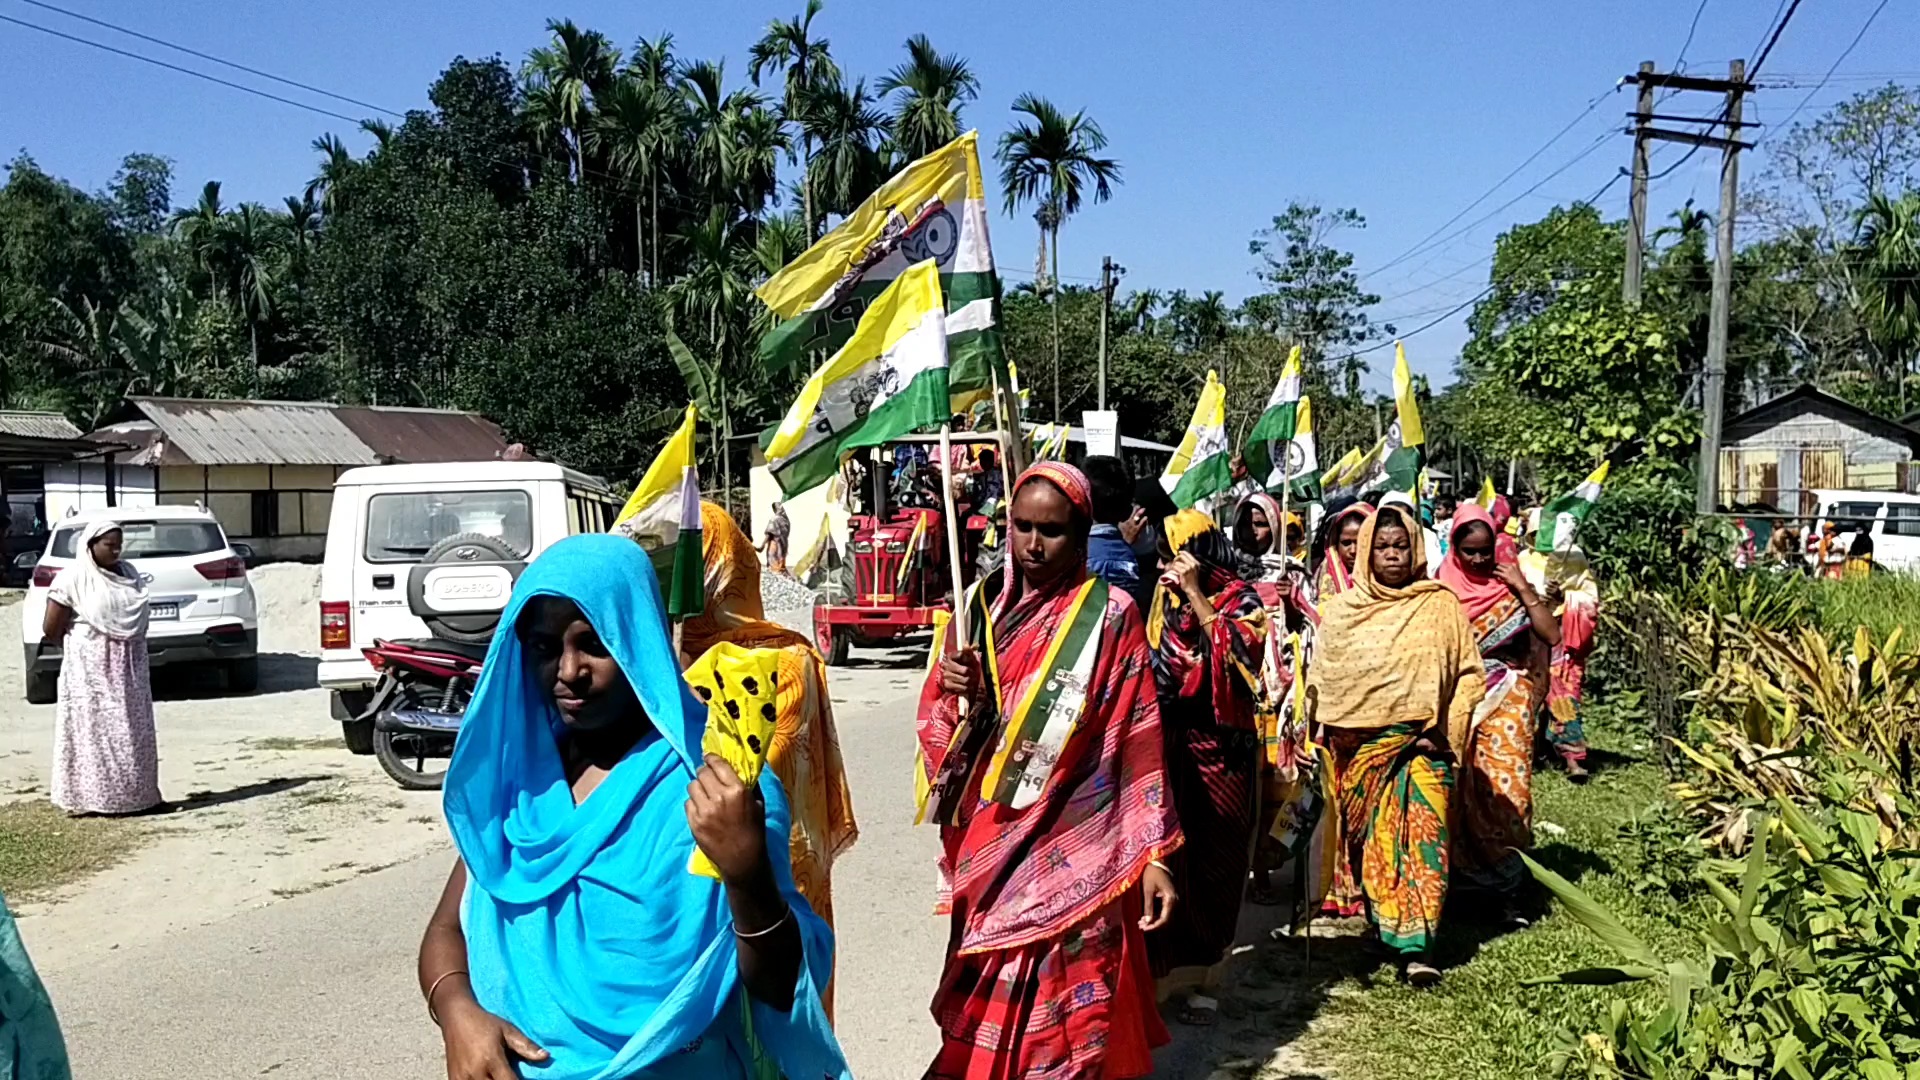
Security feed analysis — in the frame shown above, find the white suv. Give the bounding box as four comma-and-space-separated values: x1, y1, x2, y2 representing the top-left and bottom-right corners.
18, 506, 259, 704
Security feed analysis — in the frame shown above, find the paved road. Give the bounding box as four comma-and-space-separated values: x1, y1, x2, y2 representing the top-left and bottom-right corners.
36, 659, 952, 1080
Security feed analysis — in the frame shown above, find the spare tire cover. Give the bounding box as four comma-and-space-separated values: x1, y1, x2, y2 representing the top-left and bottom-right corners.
406, 533, 525, 645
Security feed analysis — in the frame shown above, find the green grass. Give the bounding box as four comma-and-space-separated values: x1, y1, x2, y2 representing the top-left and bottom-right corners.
1301, 712, 1706, 1080
1808, 573, 1920, 641
0, 800, 149, 899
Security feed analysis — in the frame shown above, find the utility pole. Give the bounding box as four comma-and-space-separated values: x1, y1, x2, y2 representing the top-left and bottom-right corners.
1702, 59, 1746, 514
1625, 61, 1655, 304
1618, 61, 1754, 513
1096, 256, 1124, 411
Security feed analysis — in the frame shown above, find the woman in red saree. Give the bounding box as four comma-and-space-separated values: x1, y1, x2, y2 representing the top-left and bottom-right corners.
1313, 501, 1375, 600
1144, 510, 1268, 1025
1435, 503, 1560, 900
918, 462, 1181, 1080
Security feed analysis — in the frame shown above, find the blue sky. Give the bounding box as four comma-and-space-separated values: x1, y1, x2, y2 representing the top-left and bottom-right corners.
2, 0, 1914, 391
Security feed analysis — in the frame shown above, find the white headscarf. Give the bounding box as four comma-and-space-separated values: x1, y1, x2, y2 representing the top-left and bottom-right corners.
48, 520, 149, 640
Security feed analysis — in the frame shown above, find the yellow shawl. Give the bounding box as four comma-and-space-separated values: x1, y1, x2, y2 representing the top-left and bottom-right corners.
1307, 506, 1484, 755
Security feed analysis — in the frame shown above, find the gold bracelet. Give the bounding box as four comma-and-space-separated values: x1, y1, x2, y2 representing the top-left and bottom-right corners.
1149, 859, 1171, 872
425, 969, 468, 1026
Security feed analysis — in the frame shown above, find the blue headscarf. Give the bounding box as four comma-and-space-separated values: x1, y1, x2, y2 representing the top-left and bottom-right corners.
444, 534, 847, 1080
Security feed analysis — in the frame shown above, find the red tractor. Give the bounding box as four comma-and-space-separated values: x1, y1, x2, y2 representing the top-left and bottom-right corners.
813, 433, 1006, 665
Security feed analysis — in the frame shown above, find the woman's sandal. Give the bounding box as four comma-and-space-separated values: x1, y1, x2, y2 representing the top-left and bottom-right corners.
1403, 961, 1443, 988
1177, 994, 1220, 1026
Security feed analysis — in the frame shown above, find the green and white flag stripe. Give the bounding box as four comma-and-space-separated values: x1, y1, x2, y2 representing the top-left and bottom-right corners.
1536, 462, 1610, 553
1266, 394, 1321, 503
611, 403, 705, 618
765, 260, 952, 498
1162, 370, 1234, 509
756, 132, 1003, 413
1244, 345, 1302, 482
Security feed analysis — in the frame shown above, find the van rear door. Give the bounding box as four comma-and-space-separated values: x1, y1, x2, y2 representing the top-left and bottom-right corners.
354, 485, 537, 648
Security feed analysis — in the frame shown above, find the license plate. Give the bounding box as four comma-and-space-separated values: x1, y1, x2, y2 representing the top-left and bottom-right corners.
150, 602, 179, 620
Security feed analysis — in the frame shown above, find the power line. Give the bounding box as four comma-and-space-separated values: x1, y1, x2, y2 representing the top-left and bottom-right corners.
14, 0, 402, 118
1348, 171, 1628, 359
1747, 0, 1805, 80
1359, 93, 1613, 283
1763, 0, 1894, 144
1365, 129, 1617, 289
0, 12, 365, 125
1675, 0, 1711, 71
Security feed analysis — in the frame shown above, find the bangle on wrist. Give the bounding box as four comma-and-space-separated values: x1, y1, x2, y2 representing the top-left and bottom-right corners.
426, 969, 469, 1026
733, 905, 793, 940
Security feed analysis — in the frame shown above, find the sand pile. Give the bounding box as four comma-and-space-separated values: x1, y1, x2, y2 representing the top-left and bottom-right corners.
249, 562, 322, 655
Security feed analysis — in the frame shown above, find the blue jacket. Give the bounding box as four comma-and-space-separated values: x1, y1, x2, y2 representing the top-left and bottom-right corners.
1088, 524, 1150, 610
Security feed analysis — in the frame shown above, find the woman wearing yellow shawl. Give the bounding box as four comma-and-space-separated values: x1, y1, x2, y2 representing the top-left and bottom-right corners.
682, 503, 860, 1014
1306, 505, 1483, 986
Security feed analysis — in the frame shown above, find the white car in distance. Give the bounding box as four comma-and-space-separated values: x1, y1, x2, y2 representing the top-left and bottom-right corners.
17, 506, 259, 704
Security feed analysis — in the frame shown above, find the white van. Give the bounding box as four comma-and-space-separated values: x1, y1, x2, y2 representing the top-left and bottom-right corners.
1808, 488, 1920, 573
317, 461, 622, 750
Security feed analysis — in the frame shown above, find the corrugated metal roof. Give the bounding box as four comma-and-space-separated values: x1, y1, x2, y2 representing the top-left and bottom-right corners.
0, 411, 81, 439
130, 398, 381, 466
117, 397, 510, 467
335, 407, 509, 464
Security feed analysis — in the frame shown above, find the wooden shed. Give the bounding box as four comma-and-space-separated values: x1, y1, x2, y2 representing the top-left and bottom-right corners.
1719, 384, 1920, 515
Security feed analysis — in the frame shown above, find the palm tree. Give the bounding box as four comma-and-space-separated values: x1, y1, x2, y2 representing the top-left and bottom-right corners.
748, 1, 837, 239
876, 34, 979, 162
803, 75, 887, 219
670, 206, 757, 500
307, 134, 356, 215
590, 74, 680, 282
998, 94, 1120, 419
628, 34, 681, 284
726, 98, 790, 217
170, 181, 229, 300
1856, 192, 1920, 412
680, 60, 735, 199
359, 118, 395, 153
524, 18, 620, 182
223, 203, 283, 383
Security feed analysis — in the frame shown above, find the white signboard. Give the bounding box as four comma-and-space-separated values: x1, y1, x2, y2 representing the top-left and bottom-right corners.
1081, 410, 1120, 458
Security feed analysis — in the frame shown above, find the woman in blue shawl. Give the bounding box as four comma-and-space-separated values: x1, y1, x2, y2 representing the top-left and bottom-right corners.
417, 534, 848, 1080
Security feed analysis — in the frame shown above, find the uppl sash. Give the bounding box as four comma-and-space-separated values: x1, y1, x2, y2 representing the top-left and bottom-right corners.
978, 578, 1108, 810
919, 579, 1107, 823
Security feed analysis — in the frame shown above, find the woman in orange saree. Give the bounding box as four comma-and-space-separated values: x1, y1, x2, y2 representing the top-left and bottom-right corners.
1307, 506, 1483, 985
681, 502, 859, 1013
918, 462, 1181, 1080
1436, 503, 1560, 902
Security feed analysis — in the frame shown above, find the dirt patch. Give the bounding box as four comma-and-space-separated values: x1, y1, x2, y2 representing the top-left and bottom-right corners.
0, 801, 151, 900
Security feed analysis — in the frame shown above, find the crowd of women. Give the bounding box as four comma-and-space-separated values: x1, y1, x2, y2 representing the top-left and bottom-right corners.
400, 455, 1601, 1080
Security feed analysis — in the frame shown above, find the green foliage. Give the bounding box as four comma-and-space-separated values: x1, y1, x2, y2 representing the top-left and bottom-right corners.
1534, 759, 1920, 1080
1580, 461, 1730, 593
1808, 574, 1920, 641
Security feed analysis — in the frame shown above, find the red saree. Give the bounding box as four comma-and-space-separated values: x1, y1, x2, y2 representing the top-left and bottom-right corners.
918, 575, 1180, 1080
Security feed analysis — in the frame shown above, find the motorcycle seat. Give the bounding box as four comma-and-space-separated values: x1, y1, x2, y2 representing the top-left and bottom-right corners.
383, 637, 493, 663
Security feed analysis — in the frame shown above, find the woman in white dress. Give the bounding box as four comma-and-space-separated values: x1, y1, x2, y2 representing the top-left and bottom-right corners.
42, 520, 162, 816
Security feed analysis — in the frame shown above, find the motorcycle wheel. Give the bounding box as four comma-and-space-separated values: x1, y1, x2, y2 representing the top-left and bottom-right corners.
372, 728, 453, 791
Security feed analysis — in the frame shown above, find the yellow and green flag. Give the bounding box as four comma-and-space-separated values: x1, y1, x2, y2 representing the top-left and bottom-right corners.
756, 131, 1001, 415
766, 260, 952, 497
1363, 342, 1426, 495
612, 403, 705, 617
1244, 345, 1302, 482
1161, 370, 1233, 509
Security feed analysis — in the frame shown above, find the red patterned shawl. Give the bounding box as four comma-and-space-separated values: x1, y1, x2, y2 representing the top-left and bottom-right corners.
917, 578, 1181, 956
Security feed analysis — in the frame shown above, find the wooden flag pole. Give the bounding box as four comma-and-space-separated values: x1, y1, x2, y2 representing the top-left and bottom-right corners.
938, 422, 971, 652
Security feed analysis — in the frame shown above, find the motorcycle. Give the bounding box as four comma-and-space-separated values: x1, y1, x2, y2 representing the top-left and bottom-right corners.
358, 637, 488, 790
